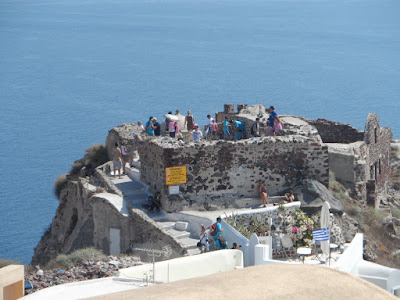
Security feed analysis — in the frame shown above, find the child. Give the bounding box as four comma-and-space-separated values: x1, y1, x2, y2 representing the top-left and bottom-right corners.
192, 125, 203, 142
210, 120, 218, 140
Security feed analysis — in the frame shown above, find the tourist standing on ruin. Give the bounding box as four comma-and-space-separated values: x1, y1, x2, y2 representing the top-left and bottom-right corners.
192, 125, 203, 142
210, 119, 218, 139
231, 119, 244, 140
165, 111, 172, 134
272, 116, 284, 136
258, 180, 268, 207
145, 117, 155, 136
153, 118, 161, 136
267, 106, 283, 136
251, 118, 261, 137
112, 143, 123, 179
121, 141, 129, 174
206, 114, 214, 138
184, 110, 195, 142
137, 121, 145, 131
223, 117, 231, 139
168, 119, 179, 138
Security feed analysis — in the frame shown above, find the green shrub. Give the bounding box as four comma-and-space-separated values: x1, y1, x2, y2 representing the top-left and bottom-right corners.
391, 207, 400, 219
54, 174, 69, 198
85, 144, 109, 167
70, 160, 85, 176
391, 145, 400, 161
369, 207, 385, 223
45, 247, 105, 270
0, 258, 21, 268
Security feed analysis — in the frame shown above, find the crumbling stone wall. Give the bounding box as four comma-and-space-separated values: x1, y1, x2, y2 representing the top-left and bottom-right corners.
140, 136, 329, 211
307, 119, 364, 144
364, 114, 392, 202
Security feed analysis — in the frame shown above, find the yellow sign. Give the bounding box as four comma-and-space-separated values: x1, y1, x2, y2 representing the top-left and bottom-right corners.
165, 166, 187, 185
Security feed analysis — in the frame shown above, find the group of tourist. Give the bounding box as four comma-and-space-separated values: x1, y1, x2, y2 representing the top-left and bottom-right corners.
258, 180, 295, 207
144, 117, 161, 136
198, 217, 243, 253
140, 106, 283, 142
142, 192, 162, 212
111, 135, 141, 179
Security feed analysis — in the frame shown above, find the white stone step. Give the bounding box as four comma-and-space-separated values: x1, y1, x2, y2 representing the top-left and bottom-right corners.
164, 228, 190, 239
157, 222, 176, 229
186, 248, 201, 256
178, 237, 199, 249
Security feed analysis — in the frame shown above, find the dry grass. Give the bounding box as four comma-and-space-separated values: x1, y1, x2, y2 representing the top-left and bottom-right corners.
45, 247, 105, 270
0, 258, 21, 268
54, 174, 68, 198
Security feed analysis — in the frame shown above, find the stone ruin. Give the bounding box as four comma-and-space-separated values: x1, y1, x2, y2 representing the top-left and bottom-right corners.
105, 104, 393, 212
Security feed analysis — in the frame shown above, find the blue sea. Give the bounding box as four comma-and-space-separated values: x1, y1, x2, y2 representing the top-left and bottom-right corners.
0, 0, 399, 265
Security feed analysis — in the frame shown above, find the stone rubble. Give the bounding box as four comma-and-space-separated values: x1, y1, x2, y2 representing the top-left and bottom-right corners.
24, 255, 143, 295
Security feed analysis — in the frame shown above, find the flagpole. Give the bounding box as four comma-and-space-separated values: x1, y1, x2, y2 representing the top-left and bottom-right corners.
328, 228, 331, 266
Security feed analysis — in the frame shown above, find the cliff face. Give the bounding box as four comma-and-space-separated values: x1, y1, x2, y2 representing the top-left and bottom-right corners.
32, 170, 186, 266
32, 177, 97, 265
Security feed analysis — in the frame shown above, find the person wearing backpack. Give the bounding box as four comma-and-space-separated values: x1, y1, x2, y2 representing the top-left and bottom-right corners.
210, 217, 226, 250
198, 225, 209, 253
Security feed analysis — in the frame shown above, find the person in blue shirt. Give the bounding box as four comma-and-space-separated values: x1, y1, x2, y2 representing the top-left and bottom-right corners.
145, 117, 155, 136
212, 217, 227, 250
267, 106, 276, 127
267, 106, 283, 136
231, 120, 244, 140
223, 117, 231, 139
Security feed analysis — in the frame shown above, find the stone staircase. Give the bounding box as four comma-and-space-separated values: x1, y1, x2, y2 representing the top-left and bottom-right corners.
112, 164, 201, 256
157, 221, 201, 256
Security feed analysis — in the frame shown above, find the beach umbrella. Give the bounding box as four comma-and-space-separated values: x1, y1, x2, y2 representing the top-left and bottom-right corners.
164, 114, 179, 121
320, 201, 331, 259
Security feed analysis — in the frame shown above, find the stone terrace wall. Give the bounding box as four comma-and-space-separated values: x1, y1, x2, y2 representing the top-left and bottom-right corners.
140, 136, 329, 211
307, 118, 364, 144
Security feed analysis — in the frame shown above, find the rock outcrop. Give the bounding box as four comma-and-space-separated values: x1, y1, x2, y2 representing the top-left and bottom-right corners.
294, 179, 345, 214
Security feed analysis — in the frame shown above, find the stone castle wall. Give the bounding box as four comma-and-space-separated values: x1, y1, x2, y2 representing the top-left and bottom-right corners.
306, 118, 364, 144
364, 114, 392, 201
140, 136, 329, 211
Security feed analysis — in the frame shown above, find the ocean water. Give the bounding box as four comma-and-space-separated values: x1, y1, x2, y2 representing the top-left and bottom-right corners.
0, 0, 399, 265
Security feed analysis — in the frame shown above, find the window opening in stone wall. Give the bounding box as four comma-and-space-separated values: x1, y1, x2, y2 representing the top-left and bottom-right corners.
379, 159, 381, 175
370, 165, 375, 180
374, 128, 378, 143
374, 162, 378, 181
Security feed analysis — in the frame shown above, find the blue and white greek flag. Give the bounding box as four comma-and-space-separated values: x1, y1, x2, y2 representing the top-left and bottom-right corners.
313, 227, 329, 241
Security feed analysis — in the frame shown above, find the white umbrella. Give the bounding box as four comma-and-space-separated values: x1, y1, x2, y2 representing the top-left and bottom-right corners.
320, 201, 331, 260
164, 114, 179, 121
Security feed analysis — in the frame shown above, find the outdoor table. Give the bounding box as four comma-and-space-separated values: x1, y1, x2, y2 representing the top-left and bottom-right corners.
297, 247, 311, 264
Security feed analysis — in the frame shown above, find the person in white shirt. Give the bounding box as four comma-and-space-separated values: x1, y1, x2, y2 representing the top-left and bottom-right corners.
199, 225, 209, 253
192, 125, 203, 142
207, 114, 214, 138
